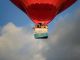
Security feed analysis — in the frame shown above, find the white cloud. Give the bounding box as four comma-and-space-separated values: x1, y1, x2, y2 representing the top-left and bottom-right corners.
0, 23, 46, 60
0, 14, 80, 60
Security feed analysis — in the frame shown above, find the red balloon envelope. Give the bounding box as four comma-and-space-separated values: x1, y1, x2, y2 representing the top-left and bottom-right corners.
11, 0, 76, 25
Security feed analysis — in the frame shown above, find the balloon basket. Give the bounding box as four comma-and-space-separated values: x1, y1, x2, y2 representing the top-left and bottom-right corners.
33, 24, 48, 39
34, 33, 48, 39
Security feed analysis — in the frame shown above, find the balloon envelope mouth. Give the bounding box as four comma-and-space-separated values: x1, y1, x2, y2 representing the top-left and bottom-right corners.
26, 3, 57, 24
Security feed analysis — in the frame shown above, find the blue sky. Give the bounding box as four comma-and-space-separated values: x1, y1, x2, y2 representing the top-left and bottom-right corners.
0, 0, 79, 27
0, 0, 32, 27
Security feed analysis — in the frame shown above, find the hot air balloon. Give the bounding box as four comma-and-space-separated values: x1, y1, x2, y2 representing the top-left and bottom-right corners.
10, 0, 77, 39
